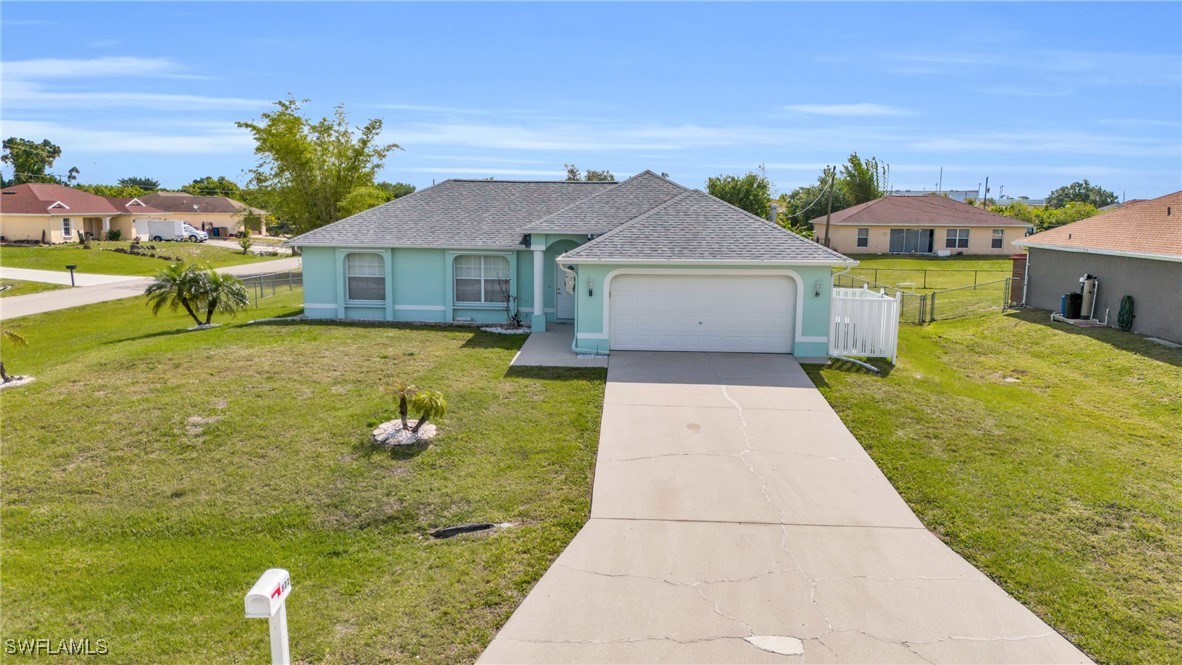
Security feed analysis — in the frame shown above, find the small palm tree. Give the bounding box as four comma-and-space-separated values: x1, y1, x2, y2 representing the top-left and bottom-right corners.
409, 391, 446, 434
199, 270, 250, 325
392, 382, 419, 429
0, 328, 28, 383
145, 263, 205, 326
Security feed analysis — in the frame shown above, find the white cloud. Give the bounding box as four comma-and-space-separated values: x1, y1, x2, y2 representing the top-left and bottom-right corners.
2, 81, 270, 111
3, 56, 179, 79
783, 103, 913, 117
911, 131, 1178, 158
402, 167, 564, 177
1, 120, 253, 155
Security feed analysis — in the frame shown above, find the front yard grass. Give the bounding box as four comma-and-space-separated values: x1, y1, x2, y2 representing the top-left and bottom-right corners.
805, 310, 1182, 664
0, 278, 69, 297
0, 240, 283, 275
1, 295, 605, 663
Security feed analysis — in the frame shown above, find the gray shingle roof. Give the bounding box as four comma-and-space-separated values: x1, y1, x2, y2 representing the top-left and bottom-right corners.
289, 179, 616, 247
524, 170, 687, 233
562, 190, 854, 264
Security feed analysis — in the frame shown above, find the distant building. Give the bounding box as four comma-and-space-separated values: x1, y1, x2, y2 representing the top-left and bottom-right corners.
890, 189, 979, 203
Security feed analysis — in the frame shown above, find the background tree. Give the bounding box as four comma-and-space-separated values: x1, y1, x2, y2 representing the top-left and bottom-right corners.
706, 167, 772, 219
182, 176, 242, 198
237, 228, 254, 255
337, 185, 392, 218
376, 181, 416, 199
776, 168, 852, 233
564, 164, 616, 181
1, 137, 70, 185
838, 153, 887, 205
990, 200, 1100, 231
237, 97, 400, 232
1045, 180, 1117, 209
118, 176, 160, 190
74, 183, 148, 198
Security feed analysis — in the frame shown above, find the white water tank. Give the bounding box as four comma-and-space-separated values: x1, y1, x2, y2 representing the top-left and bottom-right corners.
1080, 275, 1099, 319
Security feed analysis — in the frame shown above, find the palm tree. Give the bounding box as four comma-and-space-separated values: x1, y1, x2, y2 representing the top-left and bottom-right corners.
144, 263, 205, 326
392, 382, 419, 429
198, 270, 250, 325
0, 328, 28, 383
409, 391, 447, 434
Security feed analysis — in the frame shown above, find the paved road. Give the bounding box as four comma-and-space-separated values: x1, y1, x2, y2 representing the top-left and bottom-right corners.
0, 257, 301, 321
0, 267, 144, 286
479, 352, 1091, 664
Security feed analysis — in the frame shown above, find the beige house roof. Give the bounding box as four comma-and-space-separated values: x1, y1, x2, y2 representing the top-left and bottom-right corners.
1014, 191, 1182, 261
809, 194, 1029, 228
140, 191, 266, 216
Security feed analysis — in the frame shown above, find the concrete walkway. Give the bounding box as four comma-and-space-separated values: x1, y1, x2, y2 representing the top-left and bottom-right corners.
479, 352, 1090, 664
0, 257, 302, 321
511, 323, 609, 368
0, 266, 145, 286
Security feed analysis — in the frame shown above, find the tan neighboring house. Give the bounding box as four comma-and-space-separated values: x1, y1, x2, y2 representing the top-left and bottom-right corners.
810, 194, 1031, 255
139, 192, 267, 237
1013, 191, 1182, 343
0, 183, 167, 243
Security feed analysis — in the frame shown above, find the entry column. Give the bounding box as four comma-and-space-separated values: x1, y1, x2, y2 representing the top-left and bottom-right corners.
531, 246, 546, 332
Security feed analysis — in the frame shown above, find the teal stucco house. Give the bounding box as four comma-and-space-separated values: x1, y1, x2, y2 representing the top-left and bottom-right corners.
288, 171, 855, 357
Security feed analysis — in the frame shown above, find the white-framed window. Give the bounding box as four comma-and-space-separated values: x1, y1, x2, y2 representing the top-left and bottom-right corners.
345, 253, 385, 302
945, 228, 969, 249
992, 228, 1005, 249
856, 227, 869, 247
62, 218, 72, 238
454, 255, 510, 304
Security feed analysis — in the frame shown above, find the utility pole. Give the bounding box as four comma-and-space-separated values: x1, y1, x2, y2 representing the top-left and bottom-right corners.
938, 167, 943, 193
982, 176, 989, 208
823, 166, 835, 248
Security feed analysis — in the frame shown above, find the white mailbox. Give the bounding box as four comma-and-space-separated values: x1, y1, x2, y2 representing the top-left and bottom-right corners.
245, 568, 292, 665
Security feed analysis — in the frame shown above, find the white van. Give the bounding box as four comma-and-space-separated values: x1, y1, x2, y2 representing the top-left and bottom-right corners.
138, 219, 208, 242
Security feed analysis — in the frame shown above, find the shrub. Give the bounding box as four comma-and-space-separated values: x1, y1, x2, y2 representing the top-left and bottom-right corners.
106, 229, 122, 241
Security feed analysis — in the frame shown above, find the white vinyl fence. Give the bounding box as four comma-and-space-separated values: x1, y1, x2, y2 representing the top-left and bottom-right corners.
829, 287, 901, 364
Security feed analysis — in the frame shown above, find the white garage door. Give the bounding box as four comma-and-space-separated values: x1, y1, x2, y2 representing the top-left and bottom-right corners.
609, 274, 795, 353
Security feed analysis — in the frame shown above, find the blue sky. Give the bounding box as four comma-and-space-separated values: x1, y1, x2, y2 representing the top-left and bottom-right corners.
2, 2, 1180, 200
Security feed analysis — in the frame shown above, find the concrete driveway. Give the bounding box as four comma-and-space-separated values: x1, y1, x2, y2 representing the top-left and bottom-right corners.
479, 352, 1090, 664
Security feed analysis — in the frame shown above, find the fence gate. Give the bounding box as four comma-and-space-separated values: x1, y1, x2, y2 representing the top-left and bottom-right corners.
829, 287, 902, 364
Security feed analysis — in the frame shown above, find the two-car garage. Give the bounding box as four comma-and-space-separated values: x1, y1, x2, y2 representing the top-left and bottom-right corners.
607, 273, 797, 353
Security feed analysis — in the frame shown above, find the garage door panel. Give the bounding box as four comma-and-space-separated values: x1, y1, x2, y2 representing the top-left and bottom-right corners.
609, 274, 795, 353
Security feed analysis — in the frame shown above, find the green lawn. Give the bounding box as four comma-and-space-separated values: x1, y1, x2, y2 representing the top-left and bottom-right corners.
805, 310, 1182, 664
0, 241, 283, 276
0, 278, 69, 298
1, 295, 605, 663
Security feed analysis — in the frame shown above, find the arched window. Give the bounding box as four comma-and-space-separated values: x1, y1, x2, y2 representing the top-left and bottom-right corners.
454, 255, 509, 304
346, 253, 385, 301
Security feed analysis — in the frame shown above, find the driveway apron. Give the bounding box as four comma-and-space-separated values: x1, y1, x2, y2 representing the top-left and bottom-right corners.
479, 352, 1090, 664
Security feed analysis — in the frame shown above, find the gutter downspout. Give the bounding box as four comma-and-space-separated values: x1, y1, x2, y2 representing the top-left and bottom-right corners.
1022, 250, 1030, 306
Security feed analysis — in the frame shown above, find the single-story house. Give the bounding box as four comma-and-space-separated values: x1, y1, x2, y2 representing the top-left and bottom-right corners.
810, 194, 1031, 255
139, 192, 268, 237
288, 170, 856, 356
0, 183, 167, 243
1013, 191, 1182, 343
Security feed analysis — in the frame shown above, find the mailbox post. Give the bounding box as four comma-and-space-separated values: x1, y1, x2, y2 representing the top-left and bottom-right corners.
244, 568, 292, 665
65, 264, 77, 287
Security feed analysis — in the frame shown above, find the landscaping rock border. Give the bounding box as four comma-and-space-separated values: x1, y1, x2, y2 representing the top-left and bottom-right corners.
372, 419, 437, 446
0, 376, 35, 391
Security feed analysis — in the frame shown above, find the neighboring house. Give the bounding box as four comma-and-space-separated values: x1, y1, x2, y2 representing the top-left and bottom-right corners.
139, 192, 268, 237
288, 170, 855, 356
810, 194, 1031, 255
1013, 191, 1182, 343
0, 183, 167, 243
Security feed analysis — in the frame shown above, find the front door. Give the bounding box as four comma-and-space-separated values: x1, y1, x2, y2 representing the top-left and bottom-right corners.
555, 265, 575, 319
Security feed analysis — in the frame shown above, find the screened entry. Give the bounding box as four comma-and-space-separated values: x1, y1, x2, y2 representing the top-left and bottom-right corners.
889, 228, 934, 253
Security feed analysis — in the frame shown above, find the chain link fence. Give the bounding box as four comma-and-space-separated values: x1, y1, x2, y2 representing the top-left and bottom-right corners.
834, 271, 1008, 324
239, 270, 302, 307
